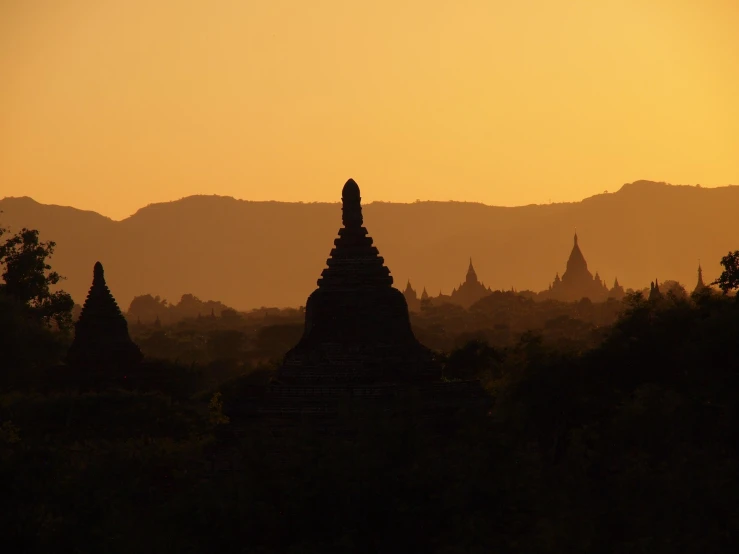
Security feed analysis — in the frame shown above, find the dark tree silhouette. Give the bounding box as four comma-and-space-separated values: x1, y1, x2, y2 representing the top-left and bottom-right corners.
444, 339, 501, 380
712, 250, 739, 294
0, 226, 74, 330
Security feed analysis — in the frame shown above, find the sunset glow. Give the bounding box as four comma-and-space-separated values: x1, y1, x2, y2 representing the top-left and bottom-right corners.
2, 0, 738, 219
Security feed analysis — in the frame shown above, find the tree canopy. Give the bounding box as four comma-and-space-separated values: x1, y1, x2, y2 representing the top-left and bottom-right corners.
0, 225, 74, 331
712, 250, 739, 294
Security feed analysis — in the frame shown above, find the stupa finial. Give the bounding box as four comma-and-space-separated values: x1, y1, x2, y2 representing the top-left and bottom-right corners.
93, 261, 105, 285
341, 178, 363, 227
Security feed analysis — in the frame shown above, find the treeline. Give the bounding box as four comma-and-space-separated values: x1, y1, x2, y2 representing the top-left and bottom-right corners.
125, 289, 625, 370
124, 281, 696, 369
3, 219, 739, 552
2, 286, 739, 551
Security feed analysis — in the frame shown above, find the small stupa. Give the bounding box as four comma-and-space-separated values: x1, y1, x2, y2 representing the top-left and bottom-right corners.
66, 262, 143, 367
545, 232, 609, 302
448, 258, 492, 308
648, 279, 662, 301
693, 262, 708, 294
278, 179, 439, 384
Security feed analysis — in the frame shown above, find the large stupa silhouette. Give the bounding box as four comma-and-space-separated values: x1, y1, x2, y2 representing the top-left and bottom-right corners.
277, 179, 440, 384
66, 262, 143, 367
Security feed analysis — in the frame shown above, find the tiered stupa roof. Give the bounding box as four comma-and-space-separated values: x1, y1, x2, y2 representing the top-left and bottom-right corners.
278, 179, 439, 384
403, 280, 421, 312
66, 262, 143, 367
546, 232, 609, 302
693, 263, 707, 294
447, 258, 492, 308
565, 233, 589, 275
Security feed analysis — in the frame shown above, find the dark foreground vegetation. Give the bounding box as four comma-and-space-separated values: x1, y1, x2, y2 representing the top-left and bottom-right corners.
2, 223, 739, 552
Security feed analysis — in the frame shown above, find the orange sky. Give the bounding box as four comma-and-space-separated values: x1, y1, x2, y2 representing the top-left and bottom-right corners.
2, 0, 738, 220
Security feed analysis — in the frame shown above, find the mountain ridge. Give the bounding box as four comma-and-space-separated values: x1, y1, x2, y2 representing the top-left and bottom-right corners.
1, 180, 736, 310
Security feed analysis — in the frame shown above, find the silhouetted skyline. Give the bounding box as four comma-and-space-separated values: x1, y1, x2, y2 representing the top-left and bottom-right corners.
1, 180, 733, 310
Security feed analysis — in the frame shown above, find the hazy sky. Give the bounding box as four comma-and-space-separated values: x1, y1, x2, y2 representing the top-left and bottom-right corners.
2, 0, 738, 220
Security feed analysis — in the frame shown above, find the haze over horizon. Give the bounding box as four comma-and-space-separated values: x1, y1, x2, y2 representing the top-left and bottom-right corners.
2, 0, 738, 220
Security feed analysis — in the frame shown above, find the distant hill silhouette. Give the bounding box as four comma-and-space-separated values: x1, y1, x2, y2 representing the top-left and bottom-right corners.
1, 181, 736, 310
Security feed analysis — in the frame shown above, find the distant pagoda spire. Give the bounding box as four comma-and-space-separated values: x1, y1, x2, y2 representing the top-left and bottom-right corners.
693, 261, 707, 293
403, 279, 419, 311
609, 276, 625, 300
67, 262, 143, 367
465, 257, 477, 284
565, 230, 588, 274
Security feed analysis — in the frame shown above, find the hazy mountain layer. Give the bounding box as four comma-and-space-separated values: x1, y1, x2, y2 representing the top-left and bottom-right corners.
1, 181, 736, 310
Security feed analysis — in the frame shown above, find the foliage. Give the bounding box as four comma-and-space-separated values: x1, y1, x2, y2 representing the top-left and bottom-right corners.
0, 295, 71, 379
207, 392, 229, 426
443, 339, 502, 380
0, 227, 74, 330
712, 250, 739, 294
3, 240, 739, 551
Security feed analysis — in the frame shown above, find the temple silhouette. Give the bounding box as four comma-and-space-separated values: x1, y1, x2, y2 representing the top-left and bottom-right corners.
66, 262, 143, 367
406, 259, 493, 310
403, 280, 421, 312
277, 179, 440, 384
693, 263, 707, 294
541, 233, 622, 302
447, 259, 493, 308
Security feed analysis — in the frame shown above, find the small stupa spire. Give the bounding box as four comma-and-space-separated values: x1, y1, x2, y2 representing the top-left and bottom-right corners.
465, 257, 478, 284
66, 262, 143, 367
694, 260, 706, 293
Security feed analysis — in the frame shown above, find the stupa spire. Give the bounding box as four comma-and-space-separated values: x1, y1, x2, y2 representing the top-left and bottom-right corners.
316, 179, 392, 289
341, 178, 363, 228
279, 179, 439, 384
694, 261, 707, 293
66, 262, 143, 367
465, 257, 478, 283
